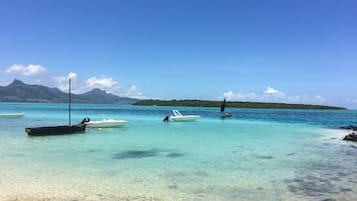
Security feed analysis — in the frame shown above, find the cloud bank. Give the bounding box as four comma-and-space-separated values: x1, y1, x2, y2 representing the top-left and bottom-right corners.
221, 87, 327, 105
52, 73, 146, 98
5, 64, 46, 75
264, 86, 281, 94
85, 76, 119, 90
53, 72, 79, 92
120, 85, 146, 99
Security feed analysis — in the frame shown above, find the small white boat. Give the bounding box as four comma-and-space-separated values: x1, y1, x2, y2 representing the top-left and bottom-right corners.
164, 110, 200, 122
221, 112, 232, 118
0, 113, 24, 118
85, 119, 128, 128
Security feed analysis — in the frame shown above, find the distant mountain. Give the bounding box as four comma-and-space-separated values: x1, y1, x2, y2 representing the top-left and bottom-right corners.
0, 79, 138, 104
80, 88, 137, 104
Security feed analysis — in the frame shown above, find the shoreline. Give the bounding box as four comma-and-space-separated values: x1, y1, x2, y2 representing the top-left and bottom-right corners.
133, 99, 346, 110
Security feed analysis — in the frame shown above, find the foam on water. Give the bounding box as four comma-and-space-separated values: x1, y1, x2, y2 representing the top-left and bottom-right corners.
0, 103, 357, 201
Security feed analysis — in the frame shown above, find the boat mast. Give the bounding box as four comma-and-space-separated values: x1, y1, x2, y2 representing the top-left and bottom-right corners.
68, 78, 71, 126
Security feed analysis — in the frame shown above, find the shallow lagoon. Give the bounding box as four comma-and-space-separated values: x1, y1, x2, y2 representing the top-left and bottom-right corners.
0, 103, 356, 200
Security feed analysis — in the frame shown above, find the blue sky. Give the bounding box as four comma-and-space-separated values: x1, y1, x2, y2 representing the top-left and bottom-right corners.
0, 0, 356, 108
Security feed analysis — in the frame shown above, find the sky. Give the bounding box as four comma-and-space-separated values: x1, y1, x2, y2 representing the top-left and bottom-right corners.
0, 0, 356, 108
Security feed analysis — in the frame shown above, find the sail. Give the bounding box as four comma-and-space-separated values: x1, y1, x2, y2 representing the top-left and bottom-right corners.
220, 98, 226, 112
68, 78, 71, 126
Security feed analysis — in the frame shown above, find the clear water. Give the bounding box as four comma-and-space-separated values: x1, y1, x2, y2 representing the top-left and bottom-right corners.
1, 103, 357, 201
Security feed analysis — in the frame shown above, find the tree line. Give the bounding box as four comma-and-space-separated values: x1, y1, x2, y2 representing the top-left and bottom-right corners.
133, 99, 345, 110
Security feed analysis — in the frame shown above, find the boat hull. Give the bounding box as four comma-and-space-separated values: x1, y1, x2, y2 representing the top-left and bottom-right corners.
220, 112, 232, 118
0, 113, 24, 118
169, 115, 200, 122
86, 120, 128, 128
26, 124, 86, 136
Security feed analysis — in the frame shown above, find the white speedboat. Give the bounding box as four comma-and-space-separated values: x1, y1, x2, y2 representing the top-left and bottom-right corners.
86, 119, 128, 128
0, 113, 24, 118
164, 110, 200, 122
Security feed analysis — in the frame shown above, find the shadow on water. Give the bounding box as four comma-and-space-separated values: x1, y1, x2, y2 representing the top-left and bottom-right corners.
256, 155, 274, 159
113, 150, 158, 159
166, 152, 183, 158
112, 148, 184, 159
284, 144, 357, 200
85, 149, 101, 153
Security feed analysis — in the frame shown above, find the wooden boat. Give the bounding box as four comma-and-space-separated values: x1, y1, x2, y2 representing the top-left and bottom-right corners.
25, 79, 88, 136
85, 119, 128, 128
26, 120, 88, 136
163, 110, 200, 122
0, 113, 24, 118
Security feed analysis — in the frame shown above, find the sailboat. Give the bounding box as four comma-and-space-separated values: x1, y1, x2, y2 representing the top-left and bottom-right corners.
25, 79, 89, 136
220, 98, 232, 118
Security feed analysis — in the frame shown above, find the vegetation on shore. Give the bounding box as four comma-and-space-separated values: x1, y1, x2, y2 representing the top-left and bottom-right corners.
133, 99, 346, 110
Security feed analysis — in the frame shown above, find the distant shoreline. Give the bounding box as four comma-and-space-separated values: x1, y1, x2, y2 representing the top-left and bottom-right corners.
133, 99, 346, 110
0, 100, 347, 110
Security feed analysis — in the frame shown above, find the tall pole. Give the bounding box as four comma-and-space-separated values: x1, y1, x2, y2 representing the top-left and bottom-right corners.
68, 78, 71, 126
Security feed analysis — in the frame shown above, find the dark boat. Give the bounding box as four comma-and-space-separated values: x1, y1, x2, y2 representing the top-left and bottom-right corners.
25, 122, 87, 136
25, 79, 89, 136
220, 98, 232, 118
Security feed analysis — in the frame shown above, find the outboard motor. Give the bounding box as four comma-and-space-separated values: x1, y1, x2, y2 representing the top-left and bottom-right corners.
81, 117, 90, 124
163, 115, 170, 122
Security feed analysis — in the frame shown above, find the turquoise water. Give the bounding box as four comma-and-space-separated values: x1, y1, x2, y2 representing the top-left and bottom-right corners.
1, 103, 357, 201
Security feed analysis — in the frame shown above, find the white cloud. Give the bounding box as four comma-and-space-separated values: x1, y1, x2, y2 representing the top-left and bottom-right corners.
85, 76, 119, 90
53, 72, 79, 92
264, 86, 281, 94
52, 74, 146, 99
315, 95, 326, 104
121, 85, 146, 99
67, 72, 77, 80
5, 64, 46, 75
220, 87, 327, 105
223, 91, 235, 99
294, 95, 327, 105
223, 91, 257, 101
53, 72, 77, 83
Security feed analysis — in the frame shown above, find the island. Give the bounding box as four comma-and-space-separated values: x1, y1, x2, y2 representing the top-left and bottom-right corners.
133, 99, 346, 110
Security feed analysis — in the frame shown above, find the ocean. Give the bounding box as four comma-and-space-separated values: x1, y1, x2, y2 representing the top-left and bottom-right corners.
0, 102, 357, 201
